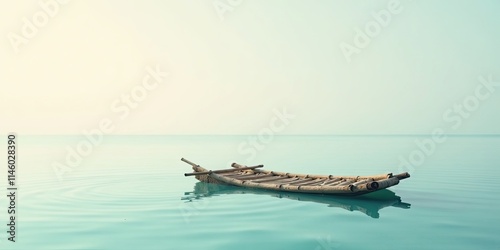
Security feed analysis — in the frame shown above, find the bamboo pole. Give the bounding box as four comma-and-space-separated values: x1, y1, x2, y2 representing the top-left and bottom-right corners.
284, 178, 314, 186
252, 176, 290, 183
231, 163, 246, 168
184, 165, 263, 176
337, 180, 356, 186
294, 179, 326, 186
181, 158, 199, 167
271, 177, 301, 184
365, 177, 400, 190
394, 172, 410, 180
221, 173, 250, 178
326, 179, 348, 186
321, 178, 343, 186
351, 179, 373, 187
234, 173, 272, 180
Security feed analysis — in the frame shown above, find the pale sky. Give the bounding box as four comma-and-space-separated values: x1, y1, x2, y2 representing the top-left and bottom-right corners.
1, 0, 499, 135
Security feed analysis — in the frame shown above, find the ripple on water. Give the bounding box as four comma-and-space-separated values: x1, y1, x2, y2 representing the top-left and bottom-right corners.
20, 172, 172, 221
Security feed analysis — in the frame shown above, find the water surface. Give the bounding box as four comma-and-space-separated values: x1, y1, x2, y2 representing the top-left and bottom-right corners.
1, 135, 499, 249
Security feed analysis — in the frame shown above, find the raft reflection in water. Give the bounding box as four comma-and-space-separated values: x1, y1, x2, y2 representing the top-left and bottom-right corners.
182, 182, 411, 219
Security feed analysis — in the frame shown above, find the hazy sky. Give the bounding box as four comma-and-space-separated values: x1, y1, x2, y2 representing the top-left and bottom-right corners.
1, 0, 499, 135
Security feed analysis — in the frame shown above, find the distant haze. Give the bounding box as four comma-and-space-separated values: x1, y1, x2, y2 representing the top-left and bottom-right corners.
1, 0, 500, 135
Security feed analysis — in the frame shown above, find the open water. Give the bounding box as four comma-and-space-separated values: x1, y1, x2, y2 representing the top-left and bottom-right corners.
1, 135, 499, 249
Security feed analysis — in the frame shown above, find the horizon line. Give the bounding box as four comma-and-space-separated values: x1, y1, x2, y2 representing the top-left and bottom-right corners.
4, 133, 500, 137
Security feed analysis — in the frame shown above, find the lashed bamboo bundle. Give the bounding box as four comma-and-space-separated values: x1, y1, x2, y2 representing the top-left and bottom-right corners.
182, 158, 410, 196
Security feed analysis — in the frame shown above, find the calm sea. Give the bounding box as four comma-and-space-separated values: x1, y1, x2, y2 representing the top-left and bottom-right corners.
1, 135, 499, 249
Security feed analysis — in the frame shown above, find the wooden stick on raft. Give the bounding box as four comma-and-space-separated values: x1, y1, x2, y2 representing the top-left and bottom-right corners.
181, 158, 200, 167
184, 165, 263, 176
182, 158, 264, 176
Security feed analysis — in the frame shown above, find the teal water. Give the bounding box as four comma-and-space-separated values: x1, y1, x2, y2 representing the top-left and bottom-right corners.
1, 135, 499, 249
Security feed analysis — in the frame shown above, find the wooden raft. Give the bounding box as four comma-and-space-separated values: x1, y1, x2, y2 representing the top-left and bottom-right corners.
181, 158, 410, 196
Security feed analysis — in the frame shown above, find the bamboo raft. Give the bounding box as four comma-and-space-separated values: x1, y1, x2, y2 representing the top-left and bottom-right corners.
182, 158, 410, 196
